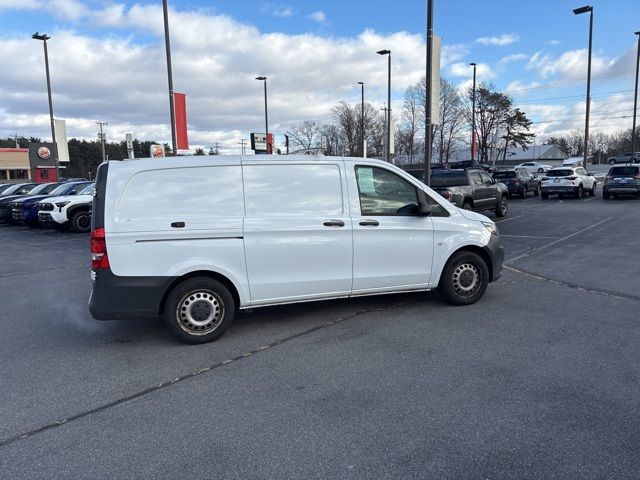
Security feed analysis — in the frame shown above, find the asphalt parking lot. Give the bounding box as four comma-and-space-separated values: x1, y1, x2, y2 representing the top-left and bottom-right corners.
1, 191, 639, 479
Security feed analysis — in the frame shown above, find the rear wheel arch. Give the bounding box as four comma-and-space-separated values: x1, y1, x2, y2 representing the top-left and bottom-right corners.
159, 270, 241, 315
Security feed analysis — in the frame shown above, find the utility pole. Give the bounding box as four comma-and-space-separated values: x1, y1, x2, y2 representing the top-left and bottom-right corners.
238, 139, 247, 155
97, 121, 108, 163
381, 106, 388, 159
213, 142, 220, 155
284, 134, 290, 154
13, 133, 20, 148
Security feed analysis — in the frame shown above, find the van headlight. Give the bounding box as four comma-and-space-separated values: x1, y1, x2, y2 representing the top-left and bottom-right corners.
482, 221, 499, 236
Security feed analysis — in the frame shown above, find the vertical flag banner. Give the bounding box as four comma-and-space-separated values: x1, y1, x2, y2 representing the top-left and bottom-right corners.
174, 92, 189, 150
54, 118, 70, 162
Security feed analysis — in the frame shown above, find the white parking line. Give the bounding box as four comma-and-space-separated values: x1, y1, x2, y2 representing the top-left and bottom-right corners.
501, 234, 558, 239
496, 214, 524, 223
506, 216, 614, 263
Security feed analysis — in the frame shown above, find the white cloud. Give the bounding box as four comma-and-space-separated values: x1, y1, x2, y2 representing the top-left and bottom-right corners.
448, 62, 495, 80
526, 49, 614, 79
499, 53, 528, 65
260, 3, 294, 18
544, 40, 561, 46
308, 10, 327, 25
475, 34, 519, 46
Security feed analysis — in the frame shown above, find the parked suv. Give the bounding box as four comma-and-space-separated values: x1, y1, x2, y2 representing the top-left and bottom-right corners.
90, 156, 504, 344
11, 181, 90, 226
607, 152, 639, 165
429, 169, 509, 217
602, 165, 640, 199
38, 183, 95, 232
492, 168, 539, 197
540, 167, 597, 199
0, 183, 37, 222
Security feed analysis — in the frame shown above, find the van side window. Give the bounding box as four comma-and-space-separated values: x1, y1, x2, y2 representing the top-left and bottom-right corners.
355, 166, 419, 216
116, 166, 243, 223
244, 164, 343, 216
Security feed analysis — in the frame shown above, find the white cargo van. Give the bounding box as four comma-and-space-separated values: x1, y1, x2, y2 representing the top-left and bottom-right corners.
89, 156, 503, 343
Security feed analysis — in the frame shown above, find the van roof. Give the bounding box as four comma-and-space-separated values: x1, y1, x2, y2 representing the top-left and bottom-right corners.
106, 155, 394, 169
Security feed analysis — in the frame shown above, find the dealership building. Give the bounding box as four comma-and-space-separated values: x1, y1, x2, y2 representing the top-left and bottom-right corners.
0, 143, 60, 183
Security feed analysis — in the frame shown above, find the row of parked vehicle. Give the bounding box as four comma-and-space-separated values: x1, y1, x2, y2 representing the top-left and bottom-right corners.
0, 180, 94, 232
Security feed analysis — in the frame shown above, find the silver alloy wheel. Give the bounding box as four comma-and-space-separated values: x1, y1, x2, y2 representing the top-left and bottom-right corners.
500, 197, 508, 215
452, 262, 482, 297
176, 290, 225, 335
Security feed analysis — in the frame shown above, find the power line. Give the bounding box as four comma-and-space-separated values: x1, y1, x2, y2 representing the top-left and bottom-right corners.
508, 67, 636, 95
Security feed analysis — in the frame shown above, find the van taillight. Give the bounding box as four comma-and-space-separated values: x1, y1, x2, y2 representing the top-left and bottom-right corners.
91, 227, 110, 270
567, 176, 577, 180
441, 190, 453, 200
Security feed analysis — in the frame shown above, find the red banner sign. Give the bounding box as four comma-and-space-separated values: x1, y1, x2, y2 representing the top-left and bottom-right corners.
174, 92, 189, 150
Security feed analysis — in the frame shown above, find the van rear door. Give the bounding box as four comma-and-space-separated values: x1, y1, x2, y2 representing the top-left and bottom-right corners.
242, 161, 352, 304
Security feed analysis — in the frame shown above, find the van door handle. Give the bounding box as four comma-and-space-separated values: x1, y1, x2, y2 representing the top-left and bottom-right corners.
171, 222, 185, 228
359, 220, 379, 226
323, 220, 345, 227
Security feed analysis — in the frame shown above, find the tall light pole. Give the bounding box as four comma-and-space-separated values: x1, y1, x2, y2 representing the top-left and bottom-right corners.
573, 5, 593, 168
358, 81, 365, 157
470, 62, 477, 165
377, 50, 391, 162
32, 32, 59, 177
256, 76, 269, 154
632, 31, 640, 162
424, 0, 435, 185
162, 0, 177, 156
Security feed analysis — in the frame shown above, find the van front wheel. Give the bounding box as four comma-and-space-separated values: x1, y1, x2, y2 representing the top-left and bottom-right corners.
438, 251, 489, 306
164, 277, 236, 344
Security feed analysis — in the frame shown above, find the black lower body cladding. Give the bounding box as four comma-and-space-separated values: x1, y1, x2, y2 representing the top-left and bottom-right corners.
482, 234, 504, 282
89, 269, 176, 320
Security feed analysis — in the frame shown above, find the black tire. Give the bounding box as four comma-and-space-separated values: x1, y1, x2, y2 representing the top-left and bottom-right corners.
164, 277, 236, 344
521, 187, 527, 198
438, 251, 489, 306
541, 192, 549, 199
69, 210, 92, 233
589, 182, 596, 196
575, 185, 583, 199
462, 202, 472, 211
609, 159, 616, 165
495, 195, 508, 217
537, 168, 544, 173
533, 187, 539, 197
603, 191, 610, 200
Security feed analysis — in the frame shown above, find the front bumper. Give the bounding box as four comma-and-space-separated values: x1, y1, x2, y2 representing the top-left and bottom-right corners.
38, 209, 66, 225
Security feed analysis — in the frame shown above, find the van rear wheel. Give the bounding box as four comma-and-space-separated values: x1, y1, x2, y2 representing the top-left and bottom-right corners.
164, 277, 236, 344
438, 251, 489, 306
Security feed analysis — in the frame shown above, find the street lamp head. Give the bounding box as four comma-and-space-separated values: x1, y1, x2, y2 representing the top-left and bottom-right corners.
357, 81, 364, 85
470, 62, 477, 67
635, 31, 640, 36
573, 5, 592, 15
255, 76, 267, 81
32, 32, 50, 41
377, 49, 390, 55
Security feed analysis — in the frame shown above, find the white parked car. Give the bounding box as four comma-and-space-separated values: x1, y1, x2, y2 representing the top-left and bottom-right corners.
38, 183, 94, 232
89, 156, 504, 344
540, 166, 597, 199
515, 162, 553, 173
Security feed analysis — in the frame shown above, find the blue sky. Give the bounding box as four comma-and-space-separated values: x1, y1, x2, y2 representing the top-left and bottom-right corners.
0, 0, 638, 151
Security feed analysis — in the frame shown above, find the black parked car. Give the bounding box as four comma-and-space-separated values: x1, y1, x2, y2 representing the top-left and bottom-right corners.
430, 169, 509, 217
0, 183, 37, 222
492, 168, 539, 197
603, 165, 640, 199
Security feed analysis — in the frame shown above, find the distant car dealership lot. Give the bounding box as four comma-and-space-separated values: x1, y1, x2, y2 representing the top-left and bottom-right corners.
0, 190, 639, 479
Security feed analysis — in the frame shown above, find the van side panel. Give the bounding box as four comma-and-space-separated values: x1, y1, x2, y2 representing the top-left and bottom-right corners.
242, 161, 353, 305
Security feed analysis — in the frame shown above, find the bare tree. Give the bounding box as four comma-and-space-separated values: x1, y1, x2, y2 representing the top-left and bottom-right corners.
286, 120, 321, 150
